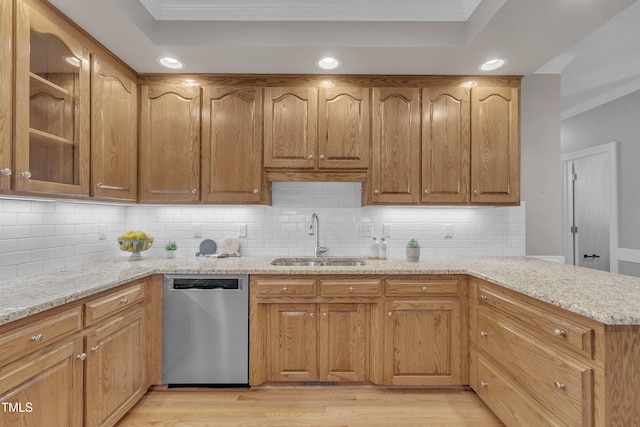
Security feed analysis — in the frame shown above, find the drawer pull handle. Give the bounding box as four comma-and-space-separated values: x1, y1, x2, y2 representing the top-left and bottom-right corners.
31, 334, 43, 343
554, 381, 565, 390
348, 286, 355, 293
480, 381, 489, 387
120, 298, 129, 304
76, 353, 87, 361
553, 328, 565, 337
479, 294, 488, 301
421, 286, 428, 292
282, 287, 289, 293
91, 345, 101, 353
480, 331, 489, 337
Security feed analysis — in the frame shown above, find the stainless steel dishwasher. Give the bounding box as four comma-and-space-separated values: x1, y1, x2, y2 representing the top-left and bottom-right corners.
162, 274, 249, 386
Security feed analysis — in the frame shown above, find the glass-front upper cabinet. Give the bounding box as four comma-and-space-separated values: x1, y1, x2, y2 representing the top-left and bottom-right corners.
14, 1, 90, 196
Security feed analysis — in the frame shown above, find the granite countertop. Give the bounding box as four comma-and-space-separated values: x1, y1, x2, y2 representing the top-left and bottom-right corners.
2, 256, 640, 326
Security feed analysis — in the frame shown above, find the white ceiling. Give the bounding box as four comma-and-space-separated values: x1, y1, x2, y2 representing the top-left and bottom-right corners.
48, 0, 640, 117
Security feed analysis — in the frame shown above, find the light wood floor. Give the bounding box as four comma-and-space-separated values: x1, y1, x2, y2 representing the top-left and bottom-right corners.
117, 386, 504, 427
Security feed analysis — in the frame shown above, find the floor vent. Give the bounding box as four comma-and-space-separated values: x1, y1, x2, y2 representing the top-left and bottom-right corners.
298, 381, 339, 387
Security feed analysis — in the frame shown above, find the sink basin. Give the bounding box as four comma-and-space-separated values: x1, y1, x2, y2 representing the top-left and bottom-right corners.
271, 258, 366, 267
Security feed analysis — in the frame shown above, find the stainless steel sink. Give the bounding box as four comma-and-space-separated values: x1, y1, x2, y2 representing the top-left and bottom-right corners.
271, 258, 366, 267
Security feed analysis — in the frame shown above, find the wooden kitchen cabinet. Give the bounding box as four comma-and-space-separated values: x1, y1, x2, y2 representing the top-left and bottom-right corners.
84, 306, 146, 427
0, 337, 84, 427
14, 0, 91, 197
421, 87, 471, 204
470, 87, 520, 204
0, 0, 12, 192
370, 87, 421, 204
139, 83, 201, 203
264, 87, 318, 169
201, 86, 265, 203
90, 54, 138, 202
318, 87, 370, 169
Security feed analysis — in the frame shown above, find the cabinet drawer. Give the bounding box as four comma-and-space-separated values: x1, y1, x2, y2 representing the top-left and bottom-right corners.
477, 353, 564, 427
85, 282, 145, 326
385, 278, 460, 297
0, 306, 82, 363
320, 279, 381, 297
477, 282, 594, 359
254, 279, 316, 297
478, 308, 593, 427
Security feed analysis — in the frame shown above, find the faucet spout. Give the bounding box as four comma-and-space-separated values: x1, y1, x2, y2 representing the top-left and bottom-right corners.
310, 213, 329, 257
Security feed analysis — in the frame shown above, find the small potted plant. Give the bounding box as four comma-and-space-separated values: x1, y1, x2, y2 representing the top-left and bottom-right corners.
165, 240, 178, 259
406, 238, 421, 262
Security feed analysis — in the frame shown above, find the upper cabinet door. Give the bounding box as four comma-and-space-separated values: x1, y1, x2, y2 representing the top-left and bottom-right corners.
318, 87, 370, 169
14, 1, 90, 196
471, 87, 520, 204
139, 84, 201, 203
0, 0, 12, 191
264, 87, 318, 169
201, 87, 264, 204
91, 55, 137, 202
371, 88, 421, 204
422, 87, 470, 204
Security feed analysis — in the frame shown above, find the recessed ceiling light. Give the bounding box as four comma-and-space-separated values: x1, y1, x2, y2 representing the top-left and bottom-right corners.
479, 58, 507, 71
157, 56, 185, 70
62, 55, 80, 67
317, 57, 341, 70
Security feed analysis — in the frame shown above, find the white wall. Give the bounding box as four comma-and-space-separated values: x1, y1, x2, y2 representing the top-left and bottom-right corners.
0, 183, 526, 280
520, 74, 563, 257
561, 89, 640, 276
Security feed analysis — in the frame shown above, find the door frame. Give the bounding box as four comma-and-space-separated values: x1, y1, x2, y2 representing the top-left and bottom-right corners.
561, 141, 618, 272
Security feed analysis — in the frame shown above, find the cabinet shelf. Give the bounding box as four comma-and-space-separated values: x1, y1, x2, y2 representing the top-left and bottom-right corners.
29, 128, 75, 146
30, 72, 72, 99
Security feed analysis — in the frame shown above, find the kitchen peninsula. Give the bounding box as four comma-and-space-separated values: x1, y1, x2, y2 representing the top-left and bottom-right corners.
1, 256, 640, 426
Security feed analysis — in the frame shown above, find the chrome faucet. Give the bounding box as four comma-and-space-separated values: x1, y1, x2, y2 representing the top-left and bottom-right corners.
309, 213, 329, 257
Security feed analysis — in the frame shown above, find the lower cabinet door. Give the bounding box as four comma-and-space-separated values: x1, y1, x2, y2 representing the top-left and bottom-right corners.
0, 337, 84, 427
384, 299, 462, 385
319, 304, 367, 382
269, 304, 317, 382
84, 307, 145, 427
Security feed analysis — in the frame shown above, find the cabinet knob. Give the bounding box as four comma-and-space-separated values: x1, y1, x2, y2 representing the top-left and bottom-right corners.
374, 189, 380, 195
480, 331, 489, 337
479, 294, 488, 301
474, 189, 479, 195
21, 171, 32, 179
348, 286, 355, 293
282, 287, 289, 293
191, 189, 197, 194
424, 189, 430, 194
387, 311, 392, 318
308, 154, 314, 160
309, 312, 315, 318
421, 286, 428, 292
91, 345, 101, 353
322, 312, 328, 318
253, 188, 259, 194
553, 328, 565, 337
554, 381, 565, 390
97, 182, 104, 188
480, 381, 489, 387
319, 155, 325, 160
0, 168, 11, 176
120, 298, 129, 304
76, 353, 87, 361
31, 333, 43, 343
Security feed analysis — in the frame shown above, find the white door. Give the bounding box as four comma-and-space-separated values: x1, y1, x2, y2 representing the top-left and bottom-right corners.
562, 142, 618, 272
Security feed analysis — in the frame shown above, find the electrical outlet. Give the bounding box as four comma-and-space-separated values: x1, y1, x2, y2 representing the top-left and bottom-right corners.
193, 223, 203, 238
98, 224, 107, 240
238, 223, 247, 238
444, 223, 453, 239
383, 223, 392, 238
359, 223, 373, 237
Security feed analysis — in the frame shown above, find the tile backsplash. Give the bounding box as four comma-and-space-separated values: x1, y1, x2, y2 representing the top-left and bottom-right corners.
0, 182, 525, 280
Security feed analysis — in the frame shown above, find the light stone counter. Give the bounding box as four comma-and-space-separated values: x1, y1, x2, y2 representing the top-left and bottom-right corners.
2, 256, 640, 326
